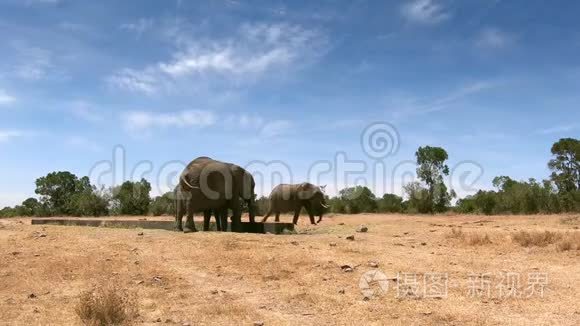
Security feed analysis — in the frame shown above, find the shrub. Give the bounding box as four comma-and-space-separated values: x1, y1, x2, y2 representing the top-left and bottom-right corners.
377, 194, 403, 213
466, 233, 492, 246
446, 228, 491, 246
556, 233, 580, 252
511, 231, 562, 247
403, 182, 431, 214
68, 190, 109, 217
560, 215, 579, 225
446, 227, 464, 239
149, 192, 174, 216
75, 285, 137, 326
112, 179, 151, 215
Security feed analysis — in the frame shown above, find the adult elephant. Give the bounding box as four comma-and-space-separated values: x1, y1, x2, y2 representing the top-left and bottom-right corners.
175, 157, 255, 233
261, 183, 328, 225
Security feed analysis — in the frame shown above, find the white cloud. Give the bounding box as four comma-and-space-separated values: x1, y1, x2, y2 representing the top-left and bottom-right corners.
0, 89, 17, 105
122, 110, 217, 131
224, 113, 265, 129
66, 136, 102, 152
108, 23, 324, 94
70, 101, 104, 123
387, 80, 499, 120
107, 68, 160, 95
401, 0, 450, 24
537, 125, 577, 135
476, 28, 512, 49
0, 130, 23, 143
9, 41, 55, 80
120, 18, 154, 38
260, 120, 293, 138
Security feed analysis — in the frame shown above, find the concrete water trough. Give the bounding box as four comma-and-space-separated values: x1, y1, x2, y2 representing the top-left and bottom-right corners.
30, 218, 295, 234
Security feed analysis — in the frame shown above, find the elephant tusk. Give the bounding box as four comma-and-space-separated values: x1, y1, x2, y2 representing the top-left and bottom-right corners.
181, 177, 200, 190
321, 203, 329, 209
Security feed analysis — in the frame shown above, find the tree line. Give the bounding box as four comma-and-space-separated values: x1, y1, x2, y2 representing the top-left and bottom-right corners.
1, 138, 578, 218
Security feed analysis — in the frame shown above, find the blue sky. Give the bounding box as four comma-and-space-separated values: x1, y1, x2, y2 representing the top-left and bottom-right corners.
1, 0, 579, 206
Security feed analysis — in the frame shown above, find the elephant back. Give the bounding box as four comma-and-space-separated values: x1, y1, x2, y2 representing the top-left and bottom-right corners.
180, 157, 244, 201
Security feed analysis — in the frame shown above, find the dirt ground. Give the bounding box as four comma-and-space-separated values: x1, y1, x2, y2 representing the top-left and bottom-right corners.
1, 213, 579, 325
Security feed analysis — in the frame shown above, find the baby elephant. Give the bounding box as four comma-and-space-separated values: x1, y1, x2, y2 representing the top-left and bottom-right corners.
261, 183, 329, 225
203, 208, 228, 231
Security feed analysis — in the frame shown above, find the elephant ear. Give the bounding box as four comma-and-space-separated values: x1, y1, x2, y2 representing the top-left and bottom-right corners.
297, 182, 315, 200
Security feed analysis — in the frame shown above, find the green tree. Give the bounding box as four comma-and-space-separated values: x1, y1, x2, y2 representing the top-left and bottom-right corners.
548, 138, 580, 193
403, 181, 431, 213
20, 198, 42, 216
0, 207, 17, 218
415, 146, 454, 213
338, 186, 377, 213
112, 179, 151, 215
149, 191, 174, 216
67, 188, 109, 216
377, 193, 403, 213
328, 197, 346, 214
35, 172, 92, 215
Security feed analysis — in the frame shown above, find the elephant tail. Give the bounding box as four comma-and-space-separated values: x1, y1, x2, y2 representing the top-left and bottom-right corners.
261, 209, 272, 223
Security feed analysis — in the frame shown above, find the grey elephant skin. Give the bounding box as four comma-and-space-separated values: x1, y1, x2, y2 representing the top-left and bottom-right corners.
175, 157, 255, 233
261, 183, 328, 225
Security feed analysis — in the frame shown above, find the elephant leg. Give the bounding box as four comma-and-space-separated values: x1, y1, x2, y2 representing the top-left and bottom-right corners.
184, 201, 197, 233
220, 211, 228, 232
304, 203, 317, 225
248, 199, 256, 224
175, 198, 184, 232
231, 201, 242, 232
292, 209, 300, 225
275, 212, 280, 222
214, 210, 222, 231
203, 210, 211, 231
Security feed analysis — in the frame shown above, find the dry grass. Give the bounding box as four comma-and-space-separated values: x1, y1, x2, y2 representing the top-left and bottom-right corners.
556, 232, 580, 252
75, 284, 137, 326
560, 215, 580, 225
1, 214, 580, 325
446, 227, 464, 239
466, 233, 492, 246
511, 230, 562, 247
446, 227, 492, 246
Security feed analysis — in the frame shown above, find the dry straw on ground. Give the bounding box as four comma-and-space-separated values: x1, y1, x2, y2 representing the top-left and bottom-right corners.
446, 227, 492, 246
511, 230, 562, 247
1, 213, 580, 325
75, 284, 138, 325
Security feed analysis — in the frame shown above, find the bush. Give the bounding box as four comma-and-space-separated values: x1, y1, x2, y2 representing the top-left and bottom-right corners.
68, 190, 109, 217
403, 182, 431, 214
377, 194, 403, 213
556, 233, 580, 252
149, 192, 174, 216
75, 285, 137, 326
112, 179, 151, 215
511, 231, 562, 247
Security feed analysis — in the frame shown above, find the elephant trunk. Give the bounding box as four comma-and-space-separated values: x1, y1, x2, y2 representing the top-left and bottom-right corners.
247, 197, 256, 223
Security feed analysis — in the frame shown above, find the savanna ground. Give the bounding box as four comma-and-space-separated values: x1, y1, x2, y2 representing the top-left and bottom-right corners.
1, 213, 580, 325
